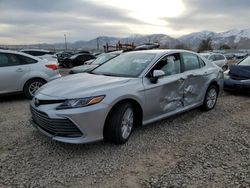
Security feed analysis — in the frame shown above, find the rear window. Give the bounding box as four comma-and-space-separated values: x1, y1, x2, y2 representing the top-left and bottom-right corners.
215, 55, 225, 61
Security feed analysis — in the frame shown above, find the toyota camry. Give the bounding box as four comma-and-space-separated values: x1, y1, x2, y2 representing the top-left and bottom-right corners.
30, 50, 224, 145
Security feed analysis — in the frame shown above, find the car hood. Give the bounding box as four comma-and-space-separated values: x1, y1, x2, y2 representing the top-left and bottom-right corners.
37, 73, 133, 99
70, 64, 99, 74
229, 65, 250, 79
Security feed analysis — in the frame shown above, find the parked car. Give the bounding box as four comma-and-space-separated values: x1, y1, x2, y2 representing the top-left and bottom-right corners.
20, 49, 58, 63
20, 49, 55, 56
135, 43, 160, 50
56, 51, 73, 65
0, 50, 61, 99
62, 53, 96, 68
30, 50, 223, 145
69, 51, 122, 74
224, 56, 250, 92
200, 53, 227, 71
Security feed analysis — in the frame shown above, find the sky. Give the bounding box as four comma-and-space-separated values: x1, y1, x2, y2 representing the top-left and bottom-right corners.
0, 0, 250, 44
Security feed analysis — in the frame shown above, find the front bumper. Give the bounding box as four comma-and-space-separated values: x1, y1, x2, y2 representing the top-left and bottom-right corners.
30, 98, 110, 144
224, 78, 250, 92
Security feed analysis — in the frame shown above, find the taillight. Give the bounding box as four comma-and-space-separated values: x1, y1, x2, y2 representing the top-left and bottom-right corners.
45, 64, 58, 70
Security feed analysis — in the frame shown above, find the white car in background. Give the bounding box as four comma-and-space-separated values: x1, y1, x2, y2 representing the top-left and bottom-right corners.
0, 50, 61, 99
20, 49, 58, 64
200, 53, 227, 71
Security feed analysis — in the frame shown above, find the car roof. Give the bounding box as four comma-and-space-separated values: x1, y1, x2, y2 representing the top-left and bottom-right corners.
200, 52, 225, 56
0, 49, 42, 60
20, 49, 51, 52
124, 49, 200, 58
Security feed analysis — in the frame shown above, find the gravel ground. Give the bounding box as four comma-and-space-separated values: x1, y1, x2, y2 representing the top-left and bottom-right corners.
0, 91, 250, 188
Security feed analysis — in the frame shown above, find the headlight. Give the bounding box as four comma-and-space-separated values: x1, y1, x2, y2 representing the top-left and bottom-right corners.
56, 95, 105, 110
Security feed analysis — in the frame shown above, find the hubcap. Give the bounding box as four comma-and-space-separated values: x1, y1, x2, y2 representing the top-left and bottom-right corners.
29, 82, 43, 96
121, 108, 134, 140
206, 88, 217, 109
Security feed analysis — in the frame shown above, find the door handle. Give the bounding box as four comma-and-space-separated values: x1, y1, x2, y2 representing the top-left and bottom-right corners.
16, 68, 24, 72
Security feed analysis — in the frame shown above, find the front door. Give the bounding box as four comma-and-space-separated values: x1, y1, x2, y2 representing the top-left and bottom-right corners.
143, 53, 186, 122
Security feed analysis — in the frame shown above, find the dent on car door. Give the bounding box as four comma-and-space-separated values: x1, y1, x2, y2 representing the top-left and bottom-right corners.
143, 53, 186, 121
0, 53, 30, 94
181, 52, 209, 106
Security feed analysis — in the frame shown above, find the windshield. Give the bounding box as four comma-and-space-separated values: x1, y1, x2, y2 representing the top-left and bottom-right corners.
92, 53, 118, 65
92, 52, 156, 77
239, 56, 250, 66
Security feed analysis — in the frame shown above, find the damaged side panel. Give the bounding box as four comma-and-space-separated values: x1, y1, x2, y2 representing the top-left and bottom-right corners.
182, 70, 211, 106
142, 75, 185, 122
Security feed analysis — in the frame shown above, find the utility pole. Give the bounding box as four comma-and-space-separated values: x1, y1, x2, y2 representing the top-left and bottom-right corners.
64, 34, 67, 50
96, 37, 99, 50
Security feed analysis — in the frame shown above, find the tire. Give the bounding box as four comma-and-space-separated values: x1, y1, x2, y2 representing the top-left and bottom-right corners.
23, 78, 46, 99
201, 85, 218, 111
68, 62, 74, 68
104, 103, 134, 145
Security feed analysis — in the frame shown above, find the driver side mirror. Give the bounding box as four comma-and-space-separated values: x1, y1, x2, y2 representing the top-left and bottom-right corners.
150, 70, 165, 84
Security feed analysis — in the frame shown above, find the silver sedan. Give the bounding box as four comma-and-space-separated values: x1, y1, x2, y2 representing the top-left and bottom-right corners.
30, 50, 224, 144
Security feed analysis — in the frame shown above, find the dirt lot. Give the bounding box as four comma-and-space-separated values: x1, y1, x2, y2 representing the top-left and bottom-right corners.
0, 88, 250, 187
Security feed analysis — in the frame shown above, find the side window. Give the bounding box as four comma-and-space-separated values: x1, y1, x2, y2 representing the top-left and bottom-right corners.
7, 54, 21, 66
208, 55, 216, 61
149, 53, 181, 77
17, 55, 38, 64
182, 52, 200, 71
0, 53, 9, 67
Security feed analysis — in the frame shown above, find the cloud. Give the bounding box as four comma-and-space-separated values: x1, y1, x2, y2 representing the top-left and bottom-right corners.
0, 0, 144, 44
165, 0, 250, 33
0, 0, 250, 44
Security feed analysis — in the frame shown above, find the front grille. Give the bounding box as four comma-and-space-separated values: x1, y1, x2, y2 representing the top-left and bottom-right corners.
38, 99, 66, 105
31, 106, 83, 137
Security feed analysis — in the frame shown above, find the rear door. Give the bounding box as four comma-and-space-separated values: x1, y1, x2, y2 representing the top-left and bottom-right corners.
0, 53, 31, 94
143, 53, 186, 120
181, 52, 208, 106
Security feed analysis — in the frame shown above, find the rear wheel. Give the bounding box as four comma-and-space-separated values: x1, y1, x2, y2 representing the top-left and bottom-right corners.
104, 103, 134, 145
23, 78, 46, 99
68, 62, 74, 68
201, 85, 218, 111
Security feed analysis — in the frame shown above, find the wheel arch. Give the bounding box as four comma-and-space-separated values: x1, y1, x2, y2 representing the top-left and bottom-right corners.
207, 80, 220, 95
104, 98, 143, 131
22, 77, 47, 91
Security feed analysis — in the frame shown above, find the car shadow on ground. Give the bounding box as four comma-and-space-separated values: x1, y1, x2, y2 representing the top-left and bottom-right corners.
0, 94, 29, 102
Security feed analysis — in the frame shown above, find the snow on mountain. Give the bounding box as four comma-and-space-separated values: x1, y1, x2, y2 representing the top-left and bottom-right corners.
216, 28, 250, 43
178, 31, 216, 49
178, 29, 250, 50
4, 28, 250, 50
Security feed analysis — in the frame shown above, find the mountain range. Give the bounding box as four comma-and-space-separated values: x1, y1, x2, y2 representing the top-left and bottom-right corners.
3, 28, 250, 51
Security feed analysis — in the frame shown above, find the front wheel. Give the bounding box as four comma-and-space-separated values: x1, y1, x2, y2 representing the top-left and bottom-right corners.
201, 85, 218, 111
23, 78, 46, 99
104, 103, 134, 145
